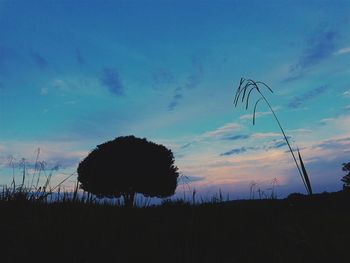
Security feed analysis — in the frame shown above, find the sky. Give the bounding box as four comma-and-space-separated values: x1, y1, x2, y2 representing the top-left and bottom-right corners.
0, 0, 350, 199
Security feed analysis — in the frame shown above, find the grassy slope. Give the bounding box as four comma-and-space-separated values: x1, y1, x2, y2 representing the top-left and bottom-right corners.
1, 192, 350, 263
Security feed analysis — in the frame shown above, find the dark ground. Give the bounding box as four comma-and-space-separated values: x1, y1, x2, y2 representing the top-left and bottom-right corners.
1, 191, 350, 263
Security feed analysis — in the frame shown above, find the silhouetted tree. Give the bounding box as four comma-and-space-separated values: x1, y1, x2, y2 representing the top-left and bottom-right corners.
77, 136, 179, 207
341, 162, 350, 190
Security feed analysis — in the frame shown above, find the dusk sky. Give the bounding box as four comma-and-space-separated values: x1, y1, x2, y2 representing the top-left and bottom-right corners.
1, 0, 350, 199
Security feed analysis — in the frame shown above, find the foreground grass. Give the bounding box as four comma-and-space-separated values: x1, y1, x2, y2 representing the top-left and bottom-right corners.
1, 192, 350, 263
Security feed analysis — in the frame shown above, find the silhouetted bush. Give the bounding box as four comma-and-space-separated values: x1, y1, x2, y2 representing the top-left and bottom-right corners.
341, 162, 350, 190
77, 135, 179, 207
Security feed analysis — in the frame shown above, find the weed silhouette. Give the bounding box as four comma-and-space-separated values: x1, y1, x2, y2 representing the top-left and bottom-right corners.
234, 78, 312, 195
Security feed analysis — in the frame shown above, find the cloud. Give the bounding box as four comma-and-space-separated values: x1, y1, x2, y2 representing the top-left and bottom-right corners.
334, 47, 350, 55
283, 74, 305, 83
100, 68, 124, 96
53, 79, 70, 92
32, 52, 48, 70
286, 129, 312, 135
168, 94, 183, 111
343, 91, 350, 98
288, 85, 329, 109
239, 111, 272, 121
270, 140, 287, 149
75, 48, 85, 65
220, 138, 289, 156
0, 142, 87, 172
174, 122, 243, 156
47, 155, 82, 169
284, 30, 339, 81
319, 118, 334, 124
220, 147, 247, 156
251, 132, 281, 139
220, 147, 257, 156
205, 122, 241, 138
168, 87, 183, 111
152, 68, 175, 85
180, 142, 192, 149
177, 118, 350, 197
223, 134, 250, 141
294, 30, 338, 69
40, 87, 49, 95
315, 137, 350, 151
185, 56, 204, 89
318, 114, 350, 133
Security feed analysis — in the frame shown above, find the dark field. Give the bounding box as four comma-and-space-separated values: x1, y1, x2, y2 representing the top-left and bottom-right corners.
1, 192, 350, 263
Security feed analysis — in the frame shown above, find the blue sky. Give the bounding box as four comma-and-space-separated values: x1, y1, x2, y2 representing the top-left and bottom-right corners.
0, 0, 350, 198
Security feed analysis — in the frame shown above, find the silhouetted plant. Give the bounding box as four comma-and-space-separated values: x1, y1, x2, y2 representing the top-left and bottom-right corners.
234, 78, 312, 195
77, 135, 179, 207
0, 150, 73, 203
249, 181, 257, 199
341, 162, 350, 190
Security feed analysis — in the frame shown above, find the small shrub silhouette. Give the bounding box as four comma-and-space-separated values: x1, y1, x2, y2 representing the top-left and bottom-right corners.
77, 135, 179, 207
341, 162, 350, 190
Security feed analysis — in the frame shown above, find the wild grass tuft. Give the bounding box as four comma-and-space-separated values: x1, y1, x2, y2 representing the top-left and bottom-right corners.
234, 78, 312, 195
0, 149, 79, 204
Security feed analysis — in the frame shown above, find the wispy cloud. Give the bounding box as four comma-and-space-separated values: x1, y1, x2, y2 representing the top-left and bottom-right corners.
185, 55, 204, 89
219, 138, 289, 157
298, 30, 338, 68
250, 132, 281, 139
343, 91, 350, 98
315, 137, 350, 151
239, 111, 272, 121
284, 30, 339, 82
32, 52, 48, 70
179, 128, 350, 196
152, 68, 175, 86
318, 114, 350, 131
75, 48, 85, 65
205, 122, 241, 138
288, 85, 329, 109
319, 117, 335, 125
100, 68, 124, 96
174, 122, 243, 156
220, 147, 255, 156
0, 141, 87, 171
286, 129, 312, 135
53, 79, 70, 91
180, 142, 192, 149
270, 140, 287, 149
334, 47, 350, 55
223, 134, 250, 141
166, 55, 205, 110
168, 87, 183, 111
40, 87, 49, 95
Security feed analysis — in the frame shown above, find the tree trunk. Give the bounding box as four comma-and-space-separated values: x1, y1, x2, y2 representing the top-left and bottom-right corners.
123, 192, 135, 208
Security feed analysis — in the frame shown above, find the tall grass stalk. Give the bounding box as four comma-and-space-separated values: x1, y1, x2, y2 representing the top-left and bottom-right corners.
234, 78, 312, 195
0, 151, 79, 203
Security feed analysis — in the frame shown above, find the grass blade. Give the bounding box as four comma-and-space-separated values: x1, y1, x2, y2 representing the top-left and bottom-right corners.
253, 98, 263, 125
234, 78, 313, 195
298, 148, 312, 195
256, 81, 274, 93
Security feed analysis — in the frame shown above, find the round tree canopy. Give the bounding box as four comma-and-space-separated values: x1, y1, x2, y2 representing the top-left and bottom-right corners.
77, 136, 179, 198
